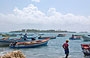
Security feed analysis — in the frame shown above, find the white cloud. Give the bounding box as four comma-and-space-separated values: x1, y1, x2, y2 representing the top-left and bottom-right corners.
31, 0, 40, 2
0, 4, 90, 32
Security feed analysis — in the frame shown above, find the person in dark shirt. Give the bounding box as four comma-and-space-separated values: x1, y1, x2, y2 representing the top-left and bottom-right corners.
62, 40, 69, 58
23, 33, 27, 40
10, 42, 17, 47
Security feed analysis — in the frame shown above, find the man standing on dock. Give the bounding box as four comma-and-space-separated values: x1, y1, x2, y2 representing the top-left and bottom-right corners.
62, 40, 69, 58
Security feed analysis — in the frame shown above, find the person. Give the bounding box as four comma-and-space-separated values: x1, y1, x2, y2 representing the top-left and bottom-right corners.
23, 33, 27, 40
31, 38, 36, 41
10, 41, 17, 47
62, 40, 69, 58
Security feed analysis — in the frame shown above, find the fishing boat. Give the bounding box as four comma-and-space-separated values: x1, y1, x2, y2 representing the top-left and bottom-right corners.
69, 35, 81, 40
81, 44, 90, 56
0, 32, 39, 46
82, 35, 90, 41
9, 38, 50, 48
57, 34, 66, 37
38, 36, 56, 39
0, 37, 29, 46
0, 39, 13, 46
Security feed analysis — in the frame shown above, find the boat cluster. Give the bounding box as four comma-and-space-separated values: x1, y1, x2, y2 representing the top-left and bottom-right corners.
0, 33, 54, 48
80, 34, 90, 57
69, 34, 90, 57
1, 32, 90, 57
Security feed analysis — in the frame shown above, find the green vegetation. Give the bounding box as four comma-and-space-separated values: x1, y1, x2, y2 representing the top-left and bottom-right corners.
9, 29, 76, 33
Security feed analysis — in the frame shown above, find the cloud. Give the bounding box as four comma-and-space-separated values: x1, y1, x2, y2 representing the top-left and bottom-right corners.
0, 4, 90, 32
31, 0, 40, 2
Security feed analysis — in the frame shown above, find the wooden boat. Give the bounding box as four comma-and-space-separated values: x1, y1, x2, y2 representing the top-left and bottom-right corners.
0, 33, 36, 46
0, 37, 29, 46
38, 36, 56, 39
69, 35, 81, 40
57, 34, 66, 37
9, 38, 50, 48
81, 44, 90, 56
0, 39, 12, 46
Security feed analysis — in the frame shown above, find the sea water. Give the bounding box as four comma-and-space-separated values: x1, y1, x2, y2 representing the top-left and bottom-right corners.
0, 32, 90, 58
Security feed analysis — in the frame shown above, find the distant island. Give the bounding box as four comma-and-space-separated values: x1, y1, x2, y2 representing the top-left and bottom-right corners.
9, 29, 76, 33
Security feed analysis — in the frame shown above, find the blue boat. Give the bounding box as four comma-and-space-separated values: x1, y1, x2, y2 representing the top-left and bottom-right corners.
69, 35, 81, 40
9, 38, 50, 48
0, 34, 37, 46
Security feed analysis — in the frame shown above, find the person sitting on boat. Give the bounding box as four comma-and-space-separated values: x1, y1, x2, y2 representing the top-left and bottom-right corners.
71, 34, 74, 38
70, 34, 75, 39
23, 33, 27, 40
10, 42, 17, 47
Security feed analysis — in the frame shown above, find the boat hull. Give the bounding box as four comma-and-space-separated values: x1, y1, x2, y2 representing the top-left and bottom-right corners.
38, 37, 56, 39
9, 38, 50, 48
81, 44, 90, 56
69, 35, 81, 40
69, 37, 81, 40
0, 42, 10, 46
0, 39, 14, 46
10, 41, 48, 48
0, 39, 29, 46
57, 34, 66, 37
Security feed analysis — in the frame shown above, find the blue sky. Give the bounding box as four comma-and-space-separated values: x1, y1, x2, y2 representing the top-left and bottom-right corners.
0, 0, 90, 15
0, 0, 90, 32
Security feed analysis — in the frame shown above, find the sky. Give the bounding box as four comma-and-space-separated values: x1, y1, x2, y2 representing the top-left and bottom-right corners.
0, 0, 90, 32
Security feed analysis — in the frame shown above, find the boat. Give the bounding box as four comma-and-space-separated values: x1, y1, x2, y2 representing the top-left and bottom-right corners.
0, 37, 30, 46
38, 33, 44, 36
69, 35, 81, 40
82, 35, 90, 41
38, 36, 56, 39
57, 34, 66, 37
0, 39, 13, 46
0, 33, 37, 46
9, 38, 50, 48
81, 44, 90, 56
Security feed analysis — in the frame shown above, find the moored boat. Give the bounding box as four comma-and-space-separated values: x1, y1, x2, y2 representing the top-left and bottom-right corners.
38, 36, 56, 39
82, 35, 90, 41
81, 44, 90, 56
57, 34, 66, 37
69, 35, 81, 40
9, 38, 50, 48
0, 37, 30, 46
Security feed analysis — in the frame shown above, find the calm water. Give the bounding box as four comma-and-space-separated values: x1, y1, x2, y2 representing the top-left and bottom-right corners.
0, 32, 90, 58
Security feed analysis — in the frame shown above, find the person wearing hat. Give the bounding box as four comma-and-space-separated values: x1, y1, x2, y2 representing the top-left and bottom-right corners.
62, 40, 69, 58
